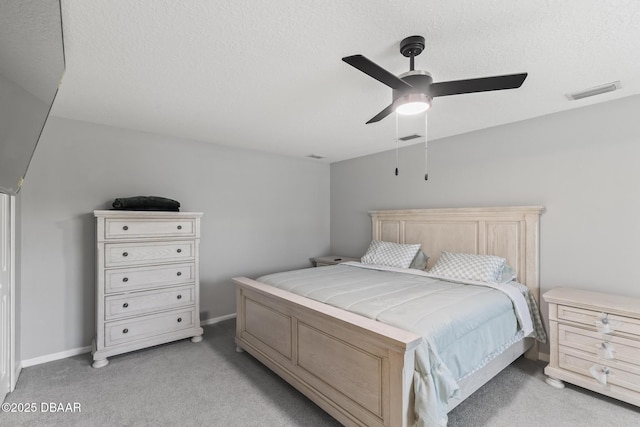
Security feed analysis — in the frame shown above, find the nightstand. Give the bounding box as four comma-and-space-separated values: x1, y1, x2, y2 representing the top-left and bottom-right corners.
313, 255, 360, 267
544, 287, 640, 407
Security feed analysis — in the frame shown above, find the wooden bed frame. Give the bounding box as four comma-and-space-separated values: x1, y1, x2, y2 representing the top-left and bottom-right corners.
233, 206, 544, 426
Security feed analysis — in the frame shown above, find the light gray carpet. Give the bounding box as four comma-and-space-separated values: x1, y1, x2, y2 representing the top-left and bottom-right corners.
4, 319, 639, 426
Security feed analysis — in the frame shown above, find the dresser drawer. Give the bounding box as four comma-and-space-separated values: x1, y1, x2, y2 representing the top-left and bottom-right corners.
557, 305, 640, 337
105, 308, 196, 346
559, 324, 640, 367
105, 241, 195, 267
105, 285, 195, 320
105, 262, 194, 293
105, 218, 196, 240
559, 346, 640, 393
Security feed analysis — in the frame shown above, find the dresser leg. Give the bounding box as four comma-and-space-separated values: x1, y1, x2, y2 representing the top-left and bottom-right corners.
92, 358, 109, 368
236, 346, 244, 353
545, 377, 565, 389
191, 335, 203, 343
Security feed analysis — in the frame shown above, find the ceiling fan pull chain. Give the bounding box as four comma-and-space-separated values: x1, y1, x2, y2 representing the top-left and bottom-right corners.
424, 113, 429, 181
395, 113, 399, 176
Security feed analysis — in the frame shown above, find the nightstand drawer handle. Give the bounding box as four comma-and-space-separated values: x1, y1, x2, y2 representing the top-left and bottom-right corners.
597, 341, 615, 360
177, 249, 182, 253
122, 303, 129, 308
589, 364, 612, 385
122, 277, 129, 282
123, 328, 129, 334
177, 225, 182, 230
596, 313, 620, 334
177, 317, 182, 323
122, 225, 128, 231
122, 252, 128, 257
177, 295, 182, 300
176, 272, 182, 276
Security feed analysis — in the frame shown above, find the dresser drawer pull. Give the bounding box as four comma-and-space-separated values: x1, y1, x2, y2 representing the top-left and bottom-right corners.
176, 249, 182, 253
177, 225, 182, 230
122, 225, 129, 231
122, 277, 129, 282
123, 328, 129, 334
177, 317, 182, 323
122, 303, 129, 308
122, 252, 128, 257
177, 295, 182, 300
176, 272, 182, 276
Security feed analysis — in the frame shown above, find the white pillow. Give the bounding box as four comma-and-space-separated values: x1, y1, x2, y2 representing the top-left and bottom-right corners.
428, 251, 506, 282
361, 240, 421, 269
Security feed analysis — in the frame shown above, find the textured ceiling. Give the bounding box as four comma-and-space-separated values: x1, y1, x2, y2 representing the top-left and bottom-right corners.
51, 0, 640, 162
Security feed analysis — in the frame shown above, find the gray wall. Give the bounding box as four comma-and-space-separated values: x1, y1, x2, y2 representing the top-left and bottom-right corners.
19, 116, 330, 360
331, 95, 640, 303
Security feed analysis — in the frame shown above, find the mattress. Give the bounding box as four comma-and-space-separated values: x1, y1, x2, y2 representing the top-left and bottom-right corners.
258, 262, 544, 426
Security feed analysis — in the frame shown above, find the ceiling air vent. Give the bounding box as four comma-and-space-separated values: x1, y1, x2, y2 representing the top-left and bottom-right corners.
566, 81, 621, 101
398, 134, 422, 142
306, 154, 326, 160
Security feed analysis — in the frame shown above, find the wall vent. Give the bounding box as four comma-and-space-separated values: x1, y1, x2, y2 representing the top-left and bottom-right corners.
566, 81, 621, 101
306, 154, 326, 159
398, 134, 422, 142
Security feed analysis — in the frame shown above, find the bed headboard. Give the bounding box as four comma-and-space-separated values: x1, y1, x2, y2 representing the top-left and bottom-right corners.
370, 206, 545, 303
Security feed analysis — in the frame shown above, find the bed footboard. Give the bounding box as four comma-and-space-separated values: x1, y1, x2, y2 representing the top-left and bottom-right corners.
233, 277, 422, 427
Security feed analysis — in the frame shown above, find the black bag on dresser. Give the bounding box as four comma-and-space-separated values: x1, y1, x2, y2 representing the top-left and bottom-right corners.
111, 196, 180, 211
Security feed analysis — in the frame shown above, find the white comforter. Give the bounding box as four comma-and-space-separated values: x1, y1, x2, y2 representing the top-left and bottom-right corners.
258, 263, 541, 426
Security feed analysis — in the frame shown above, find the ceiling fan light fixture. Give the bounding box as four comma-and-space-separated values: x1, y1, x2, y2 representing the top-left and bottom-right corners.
395, 93, 431, 115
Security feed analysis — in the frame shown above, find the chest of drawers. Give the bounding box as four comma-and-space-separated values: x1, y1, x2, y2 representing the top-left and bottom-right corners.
92, 210, 204, 368
544, 288, 640, 406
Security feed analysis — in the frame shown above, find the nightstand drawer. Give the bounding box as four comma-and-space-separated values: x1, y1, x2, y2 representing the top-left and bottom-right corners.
559, 324, 640, 366
105, 308, 196, 346
313, 256, 360, 267
105, 241, 195, 267
559, 346, 640, 393
558, 305, 640, 337
105, 218, 196, 239
105, 263, 195, 293
105, 285, 195, 320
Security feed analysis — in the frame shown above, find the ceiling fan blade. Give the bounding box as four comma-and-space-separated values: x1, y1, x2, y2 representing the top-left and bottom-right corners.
429, 73, 527, 97
366, 103, 394, 124
343, 55, 412, 91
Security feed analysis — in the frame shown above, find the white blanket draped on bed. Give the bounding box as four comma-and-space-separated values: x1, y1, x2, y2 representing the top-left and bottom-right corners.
258, 262, 543, 426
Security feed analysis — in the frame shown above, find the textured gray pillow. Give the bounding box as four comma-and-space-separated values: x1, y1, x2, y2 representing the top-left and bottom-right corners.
409, 250, 429, 270
428, 251, 506, 282
361, 240, 421, 269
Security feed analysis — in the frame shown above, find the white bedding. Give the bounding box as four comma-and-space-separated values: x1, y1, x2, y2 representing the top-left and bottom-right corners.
258, 262, 544, 426
342, 261, 535, 336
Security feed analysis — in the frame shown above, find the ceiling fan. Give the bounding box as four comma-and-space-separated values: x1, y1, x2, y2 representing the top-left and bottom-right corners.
342, 35, 528, 124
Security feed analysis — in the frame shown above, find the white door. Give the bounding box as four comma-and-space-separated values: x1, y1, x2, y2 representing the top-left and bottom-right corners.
0, 193, 13, 401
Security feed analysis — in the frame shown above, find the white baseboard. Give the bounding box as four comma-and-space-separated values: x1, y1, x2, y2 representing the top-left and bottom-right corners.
538, 352, 550, 363
201, 312, 236, 326
19, 313, 238, 368
21, 345, 92, 368
12, 364, 21, 392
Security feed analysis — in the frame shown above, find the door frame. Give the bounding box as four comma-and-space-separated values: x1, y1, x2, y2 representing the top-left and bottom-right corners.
1, 193, 16, 401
